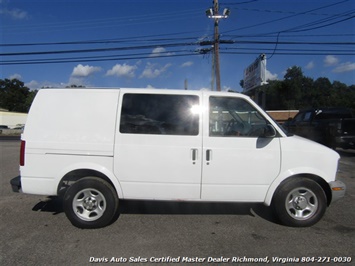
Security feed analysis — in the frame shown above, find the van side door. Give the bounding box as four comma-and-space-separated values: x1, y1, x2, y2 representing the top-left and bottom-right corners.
114, 91, 202, 200
201, 94, 281, 202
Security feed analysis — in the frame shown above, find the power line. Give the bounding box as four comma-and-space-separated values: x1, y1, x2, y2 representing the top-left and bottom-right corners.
2, 40, 354, 65
224, 33, 355, 39
0, 51, 198, 65
231, 40, 355, 45
1, 37, 353, 65
222, 0, 259, 5
2, 8, 203, 34
227, 6, 354, 17
4, 31, 352, 48
221, 0, 351, 34
0, 36, 200, 47
221, 1, 354, 61
221, 51, 355, 56
286, 12, 355, 33
223, 47, 355, 54
1, 1, 353, 67
0, 41, 196, 57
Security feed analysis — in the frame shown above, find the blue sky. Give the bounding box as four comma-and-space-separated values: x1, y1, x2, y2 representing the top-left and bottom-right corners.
1, 0, 354, 92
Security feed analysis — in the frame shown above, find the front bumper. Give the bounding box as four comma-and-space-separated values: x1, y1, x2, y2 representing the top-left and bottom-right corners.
329, 180, 346, 203
10, 175, 21, 193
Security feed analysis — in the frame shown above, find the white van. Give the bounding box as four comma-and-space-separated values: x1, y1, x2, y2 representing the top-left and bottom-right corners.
11, 88, 346, 229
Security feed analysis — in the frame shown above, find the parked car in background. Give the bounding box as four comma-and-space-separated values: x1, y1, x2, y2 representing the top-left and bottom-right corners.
331, 118, 355, 150
285, 108, 355, 149
0, 125, 9, 134
13, 124, 25, 131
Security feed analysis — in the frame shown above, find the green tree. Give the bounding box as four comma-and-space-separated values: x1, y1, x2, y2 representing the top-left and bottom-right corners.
25, 90, 38, 110
313, 77, 332, 107
262, 66, 355, 110
349, 85, 355, 110
264, 80, 284, 110
65, 84, 85, 88
297, 76, 314, 109
239, 79, 244, 89
330, 81, 348, 107
282, 66, 304, 109
0, 78, 34, 112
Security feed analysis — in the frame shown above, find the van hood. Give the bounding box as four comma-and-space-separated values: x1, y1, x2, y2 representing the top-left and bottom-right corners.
283, 135, 339, 158
279, 135, 340, 182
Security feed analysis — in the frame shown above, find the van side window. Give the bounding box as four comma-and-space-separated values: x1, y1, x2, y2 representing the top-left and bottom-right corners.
120, 93, 199, 135
209, 96, 269, 137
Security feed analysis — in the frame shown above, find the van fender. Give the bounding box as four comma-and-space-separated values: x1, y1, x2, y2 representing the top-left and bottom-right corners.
56, 161, 123, 198
264, 167, 329, 206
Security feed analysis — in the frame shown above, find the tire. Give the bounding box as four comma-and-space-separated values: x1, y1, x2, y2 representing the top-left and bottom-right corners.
272, 178, 327, 227
63, 177, 119, 229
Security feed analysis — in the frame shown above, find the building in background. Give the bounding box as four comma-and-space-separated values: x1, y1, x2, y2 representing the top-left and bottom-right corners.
0, 110, 27, 131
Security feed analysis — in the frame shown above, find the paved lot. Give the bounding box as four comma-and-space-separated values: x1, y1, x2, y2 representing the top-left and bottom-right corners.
0, 139, 354, 266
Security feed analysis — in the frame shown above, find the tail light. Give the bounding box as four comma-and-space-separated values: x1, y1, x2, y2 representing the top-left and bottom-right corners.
20, 140, 26, 166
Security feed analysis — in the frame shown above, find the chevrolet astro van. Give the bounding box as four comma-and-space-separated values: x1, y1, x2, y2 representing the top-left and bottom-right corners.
11, 88, 346, 229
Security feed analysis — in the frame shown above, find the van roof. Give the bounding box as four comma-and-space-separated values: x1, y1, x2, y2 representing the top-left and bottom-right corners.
38, 87, 248, 98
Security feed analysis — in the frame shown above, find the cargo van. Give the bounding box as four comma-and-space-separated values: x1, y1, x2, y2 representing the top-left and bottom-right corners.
11, 88, 346, 229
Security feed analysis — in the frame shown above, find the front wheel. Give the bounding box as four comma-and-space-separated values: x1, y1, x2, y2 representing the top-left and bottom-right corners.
272, 178, 327, 227
63, 177, 119, 229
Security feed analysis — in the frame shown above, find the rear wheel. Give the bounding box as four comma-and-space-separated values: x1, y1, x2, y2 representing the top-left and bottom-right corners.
63, 177, 119, 229
272, 178, 327, 227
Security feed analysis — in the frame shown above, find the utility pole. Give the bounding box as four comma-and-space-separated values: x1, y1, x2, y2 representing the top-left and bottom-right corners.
213, 0, 221, 91
206, 0, 230, 91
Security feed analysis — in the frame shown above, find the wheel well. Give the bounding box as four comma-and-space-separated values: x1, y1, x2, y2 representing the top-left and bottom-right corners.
57, 169, 116, 197
277, 174, 332, 206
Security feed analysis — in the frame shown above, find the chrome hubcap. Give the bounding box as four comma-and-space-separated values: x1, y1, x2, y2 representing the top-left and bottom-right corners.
293, 196, 308, 209
286, 187, 318, 220
72, 188, 106, 221
83, 197, 98, 211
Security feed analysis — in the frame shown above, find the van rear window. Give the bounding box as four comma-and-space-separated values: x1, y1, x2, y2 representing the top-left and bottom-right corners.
120, 93, 199, 135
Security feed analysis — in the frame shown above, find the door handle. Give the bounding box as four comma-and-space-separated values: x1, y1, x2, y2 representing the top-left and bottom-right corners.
191, 149, 198, 164
206, 149, 212, 162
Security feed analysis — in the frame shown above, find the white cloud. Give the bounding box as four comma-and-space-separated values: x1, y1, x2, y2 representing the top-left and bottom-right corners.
9, 73, 22, 80
24, 80, 64, 90
0, 8, 28, 19
324, 55, 339, 66
265, 69, 278, 81
106, 63, 137, 78
25, 80, 39, 90
305, 61, 315, 70
181, 61, 193, 67
145, 85, 156, 89
222, 86, 232, 91
332, 62, 355, 73
151, 47, 166, 57
150, 47, 174, 57
71, 64, 101, 77
140, 63, 172, 79
68, 76, 86, 87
